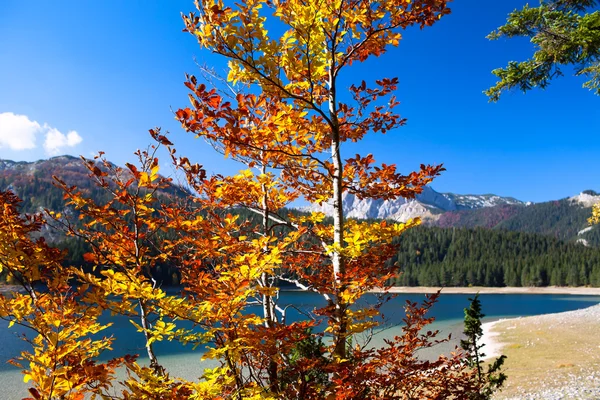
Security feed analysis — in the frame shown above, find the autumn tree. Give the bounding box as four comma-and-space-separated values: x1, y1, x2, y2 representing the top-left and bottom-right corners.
168, 0, 498, 397
180, 0, 446, 364
591, 203, 600, 224
0, 0, 508, 397
0, 190, 128, 399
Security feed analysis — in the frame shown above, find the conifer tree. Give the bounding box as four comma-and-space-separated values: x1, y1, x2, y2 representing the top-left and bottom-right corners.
462, 294, 507, 399
487, 0, 600, 224
486, 0, 600, 101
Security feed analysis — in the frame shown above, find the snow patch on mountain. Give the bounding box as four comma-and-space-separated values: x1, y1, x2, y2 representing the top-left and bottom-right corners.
578, 226, 594, 236
577, 238, 590, 247
442, 193, 523, 209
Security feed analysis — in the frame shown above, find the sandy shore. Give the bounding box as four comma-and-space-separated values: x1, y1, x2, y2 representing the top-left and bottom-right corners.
374, 286, 600, 295
481, 320, 504, 361
481, 303, 600, 399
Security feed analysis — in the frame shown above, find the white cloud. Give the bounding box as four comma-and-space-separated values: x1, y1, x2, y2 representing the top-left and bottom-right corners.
0, 112, 42, 150
43, 128, 82, 155
0, 112, 83, 155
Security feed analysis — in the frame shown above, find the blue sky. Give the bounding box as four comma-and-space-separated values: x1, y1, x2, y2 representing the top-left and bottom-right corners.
0, 0, 598, 203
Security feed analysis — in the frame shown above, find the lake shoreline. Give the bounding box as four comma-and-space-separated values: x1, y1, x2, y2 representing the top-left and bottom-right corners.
4, 284, 599, 296
1, 288, 599, 399
481, 320, 504, 361
371, 286, 600, 295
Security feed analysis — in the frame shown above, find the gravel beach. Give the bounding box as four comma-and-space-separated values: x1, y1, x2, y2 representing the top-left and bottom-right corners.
381, 286, 600, 295
483, 303, 600, 399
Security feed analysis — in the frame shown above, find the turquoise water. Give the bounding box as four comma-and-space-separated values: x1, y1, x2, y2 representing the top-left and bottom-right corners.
1, 292, 599, 398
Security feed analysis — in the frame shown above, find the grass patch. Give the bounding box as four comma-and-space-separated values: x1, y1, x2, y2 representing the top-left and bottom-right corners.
490, 311, 600, 399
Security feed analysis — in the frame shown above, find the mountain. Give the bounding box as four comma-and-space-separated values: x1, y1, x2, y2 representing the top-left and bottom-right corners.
441, 192, 525, 209
0, 156, 191, 285
304, 186, 600, 247
305, 186, 524, 222
0, 155, 104, 214
2, 156, 600, 287
0, 155, 186, 215
3, 158, 597, 249
436, 191, 600, 247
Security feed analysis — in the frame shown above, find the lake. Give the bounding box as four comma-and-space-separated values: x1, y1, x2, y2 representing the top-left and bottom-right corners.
1, 292, 599, 399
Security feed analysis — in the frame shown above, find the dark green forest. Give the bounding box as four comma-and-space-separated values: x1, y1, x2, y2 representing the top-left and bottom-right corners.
44, 211, 600, 288
390, 226, 600, 287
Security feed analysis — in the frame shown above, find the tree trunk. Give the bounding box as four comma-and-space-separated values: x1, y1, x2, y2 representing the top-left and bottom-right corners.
138, 299, 162, 374
260, 161, 279, 392
133, 205, 163, 375
329, 68, 347, 361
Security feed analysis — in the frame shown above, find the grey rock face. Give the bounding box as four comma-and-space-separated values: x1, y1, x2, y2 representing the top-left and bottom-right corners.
304, 186, 525, 222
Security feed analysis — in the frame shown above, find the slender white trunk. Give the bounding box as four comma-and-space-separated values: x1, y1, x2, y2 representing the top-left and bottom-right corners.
138, 299, 161, 372
260, 161, 279, 391
133, 206, 162, 374
329, 68, 347, 360
260, 161, 277, 327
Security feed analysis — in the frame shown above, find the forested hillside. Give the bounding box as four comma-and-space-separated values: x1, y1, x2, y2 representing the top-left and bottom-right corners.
495, 198, 596, 241
0, 156, 190, 285
0, 156, 112, 213
435, 196, 599, 247
391, 226, 600, 287
0, 156, 187, 214
2, 156, 599, 288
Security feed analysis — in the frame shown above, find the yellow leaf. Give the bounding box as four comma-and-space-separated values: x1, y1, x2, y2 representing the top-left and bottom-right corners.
151, 164, 159, 180
139, 172, 150, 186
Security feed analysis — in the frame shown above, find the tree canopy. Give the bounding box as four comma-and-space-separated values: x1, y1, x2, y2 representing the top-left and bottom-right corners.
487, 0, 600, 227
486, 0, 600, 101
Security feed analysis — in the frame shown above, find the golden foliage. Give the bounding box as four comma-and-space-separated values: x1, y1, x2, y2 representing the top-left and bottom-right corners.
591, 203, 600, 225
0, 0, 499, 398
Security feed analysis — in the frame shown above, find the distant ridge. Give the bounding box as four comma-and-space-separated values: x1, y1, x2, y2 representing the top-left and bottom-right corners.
0, 156, 599, 288
303, 187, 599, 247
304, 186, 524, 222
0, 156, 186, 215
1, 156, 598, 248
